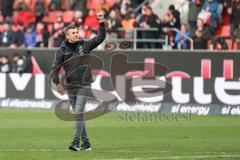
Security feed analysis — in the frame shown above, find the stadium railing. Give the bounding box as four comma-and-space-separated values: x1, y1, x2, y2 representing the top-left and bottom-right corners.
48, 27, 194, 50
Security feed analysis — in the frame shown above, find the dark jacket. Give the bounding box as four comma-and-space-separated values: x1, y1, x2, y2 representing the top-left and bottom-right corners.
138, 14, 160, 39
230, 1, 240, 25
12, 59, 28, 73
0, 62, 12, 73
0, 30, 14, 47
1, 0, 14, 17
50, 22, 106, 88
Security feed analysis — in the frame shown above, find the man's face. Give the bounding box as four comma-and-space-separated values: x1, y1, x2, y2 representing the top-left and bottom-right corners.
66, 28, 79, 43
2, 57, 8, 64
3, 24, 9, 31
197, 19, 204, 27
181, 24, 187, 33
13, 56, 20, 62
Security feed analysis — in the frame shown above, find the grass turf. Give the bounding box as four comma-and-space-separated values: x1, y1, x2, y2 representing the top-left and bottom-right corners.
0, 108, 240, 160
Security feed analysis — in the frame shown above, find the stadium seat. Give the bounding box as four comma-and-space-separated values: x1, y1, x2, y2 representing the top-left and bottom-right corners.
15, 11, 36, 27
0, 24, 4, 32
87, 0, 115, 9
0, 14, 2, 23
63, 11, 74, 23
222, 9, 230, 25
215, 25, 230, 38
43, 11, 63, 23
45, 0, 51, 7
12, 11, 19, 23
48, 24, 53, 34
225, 39, 232, 49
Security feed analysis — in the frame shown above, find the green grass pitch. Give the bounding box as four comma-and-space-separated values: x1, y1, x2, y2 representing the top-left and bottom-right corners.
0, 108, 240, 160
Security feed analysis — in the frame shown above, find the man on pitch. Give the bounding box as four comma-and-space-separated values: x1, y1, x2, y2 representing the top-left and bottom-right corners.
50, 10, 106, 151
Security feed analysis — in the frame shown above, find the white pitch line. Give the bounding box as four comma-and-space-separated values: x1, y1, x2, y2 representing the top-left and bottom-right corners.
94, 155, 240, 160
148, 154, 240, 159
1, 149, 240, 160
0, 149, 239, 155
0, 149, 70, 152
0, 149, 170, 153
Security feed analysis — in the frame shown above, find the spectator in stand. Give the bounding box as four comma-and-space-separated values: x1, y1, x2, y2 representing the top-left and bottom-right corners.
200, 0, 219, 34
233, 24, 240, 49
121, 10, 136, 29
84, 9, 99, 35
158, 11, 178, 44
174, 24, 190, 49
168, 4, 181, 29
111, 0, 121, 12
121, 10, 136, 39
191, 18, 212, 40
24, 25, 37, 48
0, 0, 14, 22
12, 53, 29, 73
71, 11, 84, 26
138, 6, 160, 49
36, 22, 44, 47
71, 0, 88, 17
229, 0, 240, 42
192, 29, 208, 49
11, 23, 25, 48
0, 55, 12, 73
15, 0, 30, 11
190, 18, 212, 50
15, 2, 36, 27
213, 37, 228, 50
216, 0, 228, 24
107, 9, 121, 38
53, 15, 65, 47
160, 11, 178, 29
129, 0, 145, 9
95, 0, 110, 12
49, 0, 62, 11
71, 11, 85, 38
61, 0, 71, 10
36, 22, 50, 47
34, 0, 47, 22
188, 0, 204, 33
0, 23, 14, 47
120, 0, 131, 16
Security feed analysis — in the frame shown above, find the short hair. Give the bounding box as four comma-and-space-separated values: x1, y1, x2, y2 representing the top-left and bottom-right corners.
169, 4, 175, 10
64, 25, 78, 35
12, 53, 22, 59
2, 55, 9, 59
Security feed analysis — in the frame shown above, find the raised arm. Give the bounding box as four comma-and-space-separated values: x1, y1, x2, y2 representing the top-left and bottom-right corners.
84, 11, 106, 52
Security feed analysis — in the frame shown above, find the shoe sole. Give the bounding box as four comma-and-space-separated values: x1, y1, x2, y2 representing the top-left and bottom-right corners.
69, 146, 80, 151
80, 147, 91, 151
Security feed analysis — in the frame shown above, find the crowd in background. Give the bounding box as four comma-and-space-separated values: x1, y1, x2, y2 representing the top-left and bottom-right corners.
0, 0, 239, 50
0, 51, 33, 73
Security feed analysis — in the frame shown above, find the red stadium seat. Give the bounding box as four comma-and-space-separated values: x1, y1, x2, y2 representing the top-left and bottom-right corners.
43, 11, 63, 23
222, 9, 230, 25
48, 24, 53, 34
0, 24, 4, 32
215, 25, 230, 38
87, 0, 115, 9
0, 14, 3, 23
63, 11, 74, 23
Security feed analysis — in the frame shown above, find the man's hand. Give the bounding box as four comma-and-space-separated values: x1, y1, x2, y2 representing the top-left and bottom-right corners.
56, 84, 65, 95
97, 10, 105, 23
